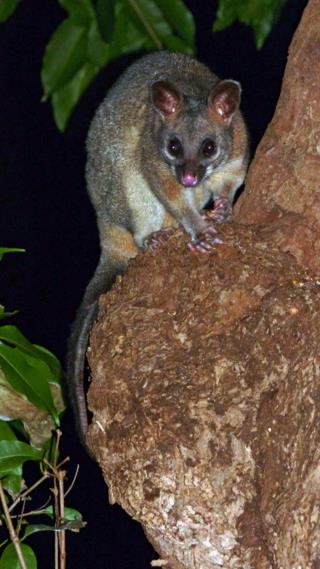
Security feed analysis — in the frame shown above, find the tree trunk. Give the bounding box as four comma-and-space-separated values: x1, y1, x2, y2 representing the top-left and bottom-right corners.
86, 2, 320, 567
235, 0, 320, 275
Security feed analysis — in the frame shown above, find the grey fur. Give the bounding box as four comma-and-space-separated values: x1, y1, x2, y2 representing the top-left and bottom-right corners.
67, 51, 249, 442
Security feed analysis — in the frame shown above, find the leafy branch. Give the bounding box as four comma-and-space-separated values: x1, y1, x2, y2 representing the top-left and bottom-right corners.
0, 0, 288, 130
0, 0, 20, 23
0, 249, 84, 568
213, 0, 288, 48
0, 429, 85, 569
0, 480, 28, 569
41, 0, 195, 130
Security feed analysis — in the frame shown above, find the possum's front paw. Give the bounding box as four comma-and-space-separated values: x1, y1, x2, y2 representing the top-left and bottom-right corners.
202, 198, 232, 224
144, 228, 175, 252
188, 225, 223, 253
212, 197, 232, 223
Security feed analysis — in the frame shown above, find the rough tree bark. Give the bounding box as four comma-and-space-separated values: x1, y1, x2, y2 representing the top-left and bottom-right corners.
86, 1, 320, 567
234, 0, 320, 273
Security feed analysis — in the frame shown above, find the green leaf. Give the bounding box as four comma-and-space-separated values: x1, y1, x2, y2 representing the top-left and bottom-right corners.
0, 421, 16, 441
23, 524, 56, 540
2, 473, 23, 496
41, 19, 88, 97
5, 420, 28, 440
43, 0, 110, 129
43, 505, 83, 522
0, 248, 24, 262
0, 543, 37, 569
108, 1, 145, 57
40, 431, 59, 463
213, 0, 288, 49
0, 0, 20, 23
124, 0, 170, 50
0, 326, 61, 382
95, 0, 116, 42
59, 0, 95, 24
57, 0, 110, 66
0, 441, 41, 477
23, 517, 86, 536
0, 344, 59, 424
122, 0, 194, 53
87, 18, 110, 67
39, 505, 86, 531
213, 0, 237, 32
45, 0, 196, 130
52, 62, 98, 131
0, 422, 23, 495
30, 345, 61, 383
154, 0, 195, 47
59, 518, 87, 532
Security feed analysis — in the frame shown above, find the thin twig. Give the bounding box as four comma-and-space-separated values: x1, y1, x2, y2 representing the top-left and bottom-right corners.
64, 464, 79, 499
0, 480, 28, 569
52, 430, 62, 569
56, 457, 70, 470
54, 507, 59, 569
16, 495, 27, 537
9, 471, 50, 513
58, 470, 66, 569
43, 457, 70, 473
9, 497, 51, 519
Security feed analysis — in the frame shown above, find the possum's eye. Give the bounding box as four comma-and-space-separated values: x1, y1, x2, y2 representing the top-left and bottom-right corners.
167, 137, 183, 158
201, 138, 217, 158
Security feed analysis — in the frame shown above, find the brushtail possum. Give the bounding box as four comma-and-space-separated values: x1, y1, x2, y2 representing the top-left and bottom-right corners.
67, 51, 249, 438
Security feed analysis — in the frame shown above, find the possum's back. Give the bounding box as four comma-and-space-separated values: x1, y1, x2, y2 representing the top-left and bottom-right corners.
97, 51, 219, 127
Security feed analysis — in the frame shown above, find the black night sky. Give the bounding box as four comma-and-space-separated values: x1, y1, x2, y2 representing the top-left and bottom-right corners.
0, 1, 307, 567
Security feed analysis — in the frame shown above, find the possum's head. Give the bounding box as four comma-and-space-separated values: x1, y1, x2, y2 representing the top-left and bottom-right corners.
150, 79, 241, 187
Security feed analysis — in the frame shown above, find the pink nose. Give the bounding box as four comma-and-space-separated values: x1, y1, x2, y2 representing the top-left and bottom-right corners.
182, 174, 198, 187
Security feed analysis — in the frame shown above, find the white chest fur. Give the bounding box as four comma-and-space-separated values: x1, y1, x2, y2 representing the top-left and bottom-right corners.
124, 169, 166, 247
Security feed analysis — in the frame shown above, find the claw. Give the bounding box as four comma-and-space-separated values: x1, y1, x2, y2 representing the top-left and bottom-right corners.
188, 232, 223, 253
144, 228, 175, 251
202, 199, 232, 224
213, 197, 232, 223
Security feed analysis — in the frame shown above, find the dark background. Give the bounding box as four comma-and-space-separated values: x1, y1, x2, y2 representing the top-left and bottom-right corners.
0, 1, 307, 567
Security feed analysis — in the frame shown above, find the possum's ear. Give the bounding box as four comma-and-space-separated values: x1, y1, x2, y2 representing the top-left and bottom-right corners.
208, 80, 241, 124
151, 81, 182, 117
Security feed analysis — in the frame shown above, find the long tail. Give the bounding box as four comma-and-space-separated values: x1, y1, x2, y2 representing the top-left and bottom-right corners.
66, 257, 120, 443
67, 301, 98, 438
